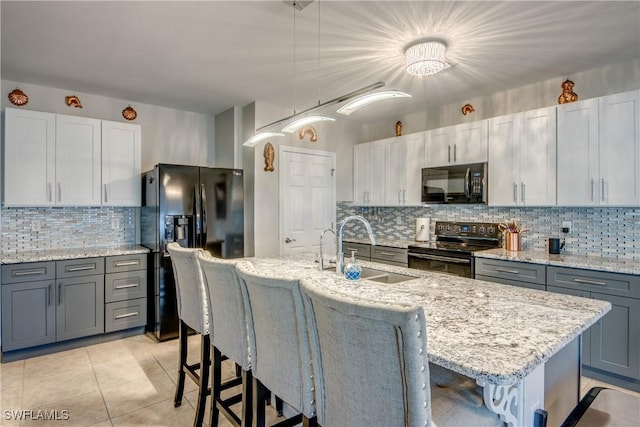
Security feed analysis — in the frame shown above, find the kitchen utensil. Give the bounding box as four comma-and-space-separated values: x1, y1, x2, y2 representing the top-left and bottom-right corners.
415, 218, 430, 242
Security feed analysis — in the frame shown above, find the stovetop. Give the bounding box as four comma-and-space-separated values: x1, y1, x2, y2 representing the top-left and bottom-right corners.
409, 221, 501, 255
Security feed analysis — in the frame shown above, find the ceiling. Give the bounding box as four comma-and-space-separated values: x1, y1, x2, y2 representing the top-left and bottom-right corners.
2, 1, 639, 124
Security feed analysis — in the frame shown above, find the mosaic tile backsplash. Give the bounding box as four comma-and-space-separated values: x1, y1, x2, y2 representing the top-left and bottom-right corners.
1, 207, 137, 254
337, 202, 640, 260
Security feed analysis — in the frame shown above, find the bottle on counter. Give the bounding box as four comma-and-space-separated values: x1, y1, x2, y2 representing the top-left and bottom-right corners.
343, 250, 362, 281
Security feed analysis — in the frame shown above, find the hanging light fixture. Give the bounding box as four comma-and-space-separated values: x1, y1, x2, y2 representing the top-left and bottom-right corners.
282, 115, 335, 133
336, 90, 411, 116
405, 40, 448, 76
243, 131, 284, 147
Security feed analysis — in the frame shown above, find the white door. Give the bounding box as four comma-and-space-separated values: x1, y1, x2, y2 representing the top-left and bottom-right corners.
425, 126, 454, 167
369, 140, 387, 205
280, 147, 336, 256
520, 106, 557, 206
386, 137, 407, 206
455, 120, 488, 164
405, 132, 426, 205
353, 143, 371, 205
102, 120, 142, 206
488, 113, 520, 206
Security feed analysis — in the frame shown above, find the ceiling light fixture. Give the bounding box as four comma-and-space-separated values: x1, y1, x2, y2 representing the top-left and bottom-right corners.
243, 131, 284, 147
282, 115, 335, 133
405, 40, 448, 76
336, 90, 412, 116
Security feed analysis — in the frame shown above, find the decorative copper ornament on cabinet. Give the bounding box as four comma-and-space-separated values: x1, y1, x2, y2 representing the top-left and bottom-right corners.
263, 142, 275, 172
8, 88, 29, 106
298, 126, 317, 142
65, 95, 83, 108
558, 79, 578, 104
461, 104, 475, 115
395, 121, 403, 136
122, 105, 137, 121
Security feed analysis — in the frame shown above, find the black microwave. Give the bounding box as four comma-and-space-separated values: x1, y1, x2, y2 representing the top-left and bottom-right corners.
421, 163, 487, 204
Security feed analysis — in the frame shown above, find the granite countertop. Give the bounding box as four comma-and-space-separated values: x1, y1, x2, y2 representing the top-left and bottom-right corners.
0, 245, 150, 264
342, 237, 420, 249
247, 255, 610, 387
475, 248, 640, 276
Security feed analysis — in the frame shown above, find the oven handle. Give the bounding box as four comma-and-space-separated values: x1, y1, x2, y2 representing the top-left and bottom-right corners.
408, 253, 471, 264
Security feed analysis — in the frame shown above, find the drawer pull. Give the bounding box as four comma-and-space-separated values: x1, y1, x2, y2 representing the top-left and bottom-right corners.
14, 269, 47, 276
115, 283, 139, 289
67, 265, 95, 272
114, 261, 140, 267
115, 312, 139, 319
497, 268, 519, 274
377, 252, 397, 257
344, 248, 359, 253
573, 278, 606, 286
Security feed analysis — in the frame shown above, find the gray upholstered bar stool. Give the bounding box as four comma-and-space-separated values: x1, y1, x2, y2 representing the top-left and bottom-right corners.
299, 277, 502, 427
198, 252, 251, 427
167, 242, 210, 427
235, 261, 318, 427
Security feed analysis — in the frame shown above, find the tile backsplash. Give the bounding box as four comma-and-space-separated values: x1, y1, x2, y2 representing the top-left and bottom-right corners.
1, 207, 137, 254
337, 202, 640, 260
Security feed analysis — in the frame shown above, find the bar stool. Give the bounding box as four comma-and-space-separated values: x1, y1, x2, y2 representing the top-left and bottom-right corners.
166, 242, 210, 427
235, 261, 317, 427
198, 252, 251, 427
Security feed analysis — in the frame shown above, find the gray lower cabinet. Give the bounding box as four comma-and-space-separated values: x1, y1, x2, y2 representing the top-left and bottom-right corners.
56, 275, 105, 341
474, 258, 546, 290
547, 266, 640, 382
371, 246, 408, 267
342, 242, 371, 261
104, 254, 147, 333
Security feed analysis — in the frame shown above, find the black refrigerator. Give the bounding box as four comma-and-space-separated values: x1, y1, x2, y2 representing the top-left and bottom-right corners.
141, 164, 244, 341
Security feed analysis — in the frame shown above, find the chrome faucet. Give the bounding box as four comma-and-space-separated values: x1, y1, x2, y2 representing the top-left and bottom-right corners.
337, 215, 376, 274
319, 228, 336, 271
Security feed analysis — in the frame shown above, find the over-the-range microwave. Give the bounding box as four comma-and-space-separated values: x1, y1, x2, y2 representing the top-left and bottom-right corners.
421, 162, 487, 204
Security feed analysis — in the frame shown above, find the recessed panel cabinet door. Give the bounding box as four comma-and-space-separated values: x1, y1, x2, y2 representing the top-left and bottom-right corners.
386, 137, 407, 205
488, 114, 520, 206
520, 106, 557, 206
56, 275, 105, 341
4, 108, 56, 206
353, 144, 371, 205
405, 133, 426, 205
55, 114, 102, 206
102, 120, 142, 206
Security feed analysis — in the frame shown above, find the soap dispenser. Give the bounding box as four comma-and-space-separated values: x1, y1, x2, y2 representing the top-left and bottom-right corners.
343, 251, 362, 281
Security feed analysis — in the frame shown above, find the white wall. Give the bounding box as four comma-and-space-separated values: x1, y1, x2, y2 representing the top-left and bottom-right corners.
1, 80, 216, 171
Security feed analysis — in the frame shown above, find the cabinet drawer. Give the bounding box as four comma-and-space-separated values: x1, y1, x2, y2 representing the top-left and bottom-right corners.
105, 254, 147, 273
547, 266, 640, 298
105, 271, 147, 303
371, 246, 408, 264
474, 258, 546, 285
57, 258, 104, 279
342, 242, 371, 259
476, 274, 545, 291
105, 298, 147, 333
2, 262, 56, 284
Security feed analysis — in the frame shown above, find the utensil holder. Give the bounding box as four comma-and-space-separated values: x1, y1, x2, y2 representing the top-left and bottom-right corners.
505, 232, 521, 251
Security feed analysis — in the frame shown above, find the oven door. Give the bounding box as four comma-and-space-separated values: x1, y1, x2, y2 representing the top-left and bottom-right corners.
407, 252, 472, 278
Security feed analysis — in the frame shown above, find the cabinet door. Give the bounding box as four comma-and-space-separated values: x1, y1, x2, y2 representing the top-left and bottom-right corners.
520, 106, 557, 206
102, 120, 142, 206
353, 143, 371, 205
454, 120, 488, 164
369, 140, 387, 205
488, 114, 520, 206
547, 285, 592, 366
405, 132, 426, 205
55, 114, 102, 206
599, 90, 640, 206
4, 108, 56, 206
1, 281, 56, 351
425, 126, 454, 167
56, 275, 105, 341
557, 99, 599, 206
589, 292, 640, 380
386, 137, 407, 205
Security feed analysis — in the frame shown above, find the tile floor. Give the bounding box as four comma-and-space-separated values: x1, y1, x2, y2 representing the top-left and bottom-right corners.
0, 334, 637, 426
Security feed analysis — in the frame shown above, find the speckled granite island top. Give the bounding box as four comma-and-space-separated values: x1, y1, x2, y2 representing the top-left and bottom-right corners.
249, 255, 610, 387
0, 245, 150, 264
342, 237, 417, 249
475, 248, 640, 275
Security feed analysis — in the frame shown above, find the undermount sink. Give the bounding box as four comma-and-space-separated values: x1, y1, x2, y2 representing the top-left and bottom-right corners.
359, 267, 417, 284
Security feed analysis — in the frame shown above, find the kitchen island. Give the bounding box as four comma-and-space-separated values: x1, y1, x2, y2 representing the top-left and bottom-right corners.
249, 255, 610, 427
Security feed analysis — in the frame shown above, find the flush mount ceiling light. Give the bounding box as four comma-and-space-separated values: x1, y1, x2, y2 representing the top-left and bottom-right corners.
336, 90, 412, 116
282, 115, 335, 133
243, 131, 284, 147
405, 40, 448, 76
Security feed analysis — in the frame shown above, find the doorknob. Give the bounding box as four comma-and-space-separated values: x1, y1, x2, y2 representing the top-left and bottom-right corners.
284, 237, 297, 243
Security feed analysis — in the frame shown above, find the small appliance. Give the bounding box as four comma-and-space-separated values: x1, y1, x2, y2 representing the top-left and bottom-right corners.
421, 162, 487, 204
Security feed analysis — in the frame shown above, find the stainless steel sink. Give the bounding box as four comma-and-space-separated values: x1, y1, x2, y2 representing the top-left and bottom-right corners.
359, 267, 417, 284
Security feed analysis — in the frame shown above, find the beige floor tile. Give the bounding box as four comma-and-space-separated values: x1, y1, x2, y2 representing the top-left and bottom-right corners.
110, 398, 195, 427
0, 360, 24, 391
86, 421, 113, 427
0, 386, 23, 427
21, 391, 108, 427
93, 356, 164, 390
23, 348, 93, 382
22, 369, 100, 408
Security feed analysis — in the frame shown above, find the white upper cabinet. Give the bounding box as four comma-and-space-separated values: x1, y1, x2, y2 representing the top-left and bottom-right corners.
4, 108, 56, 206
404, 132, 426, 205
425, 121, 488, 167
102, 120, 142, 206
557, 91, 640, 206
488, 106, 556, 206
353, 140, 386, 205
55, 114, 102, 206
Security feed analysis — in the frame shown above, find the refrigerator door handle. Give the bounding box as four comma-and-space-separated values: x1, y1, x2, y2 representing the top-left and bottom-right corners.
194, 186, 202, 247
201, 183, 207, 248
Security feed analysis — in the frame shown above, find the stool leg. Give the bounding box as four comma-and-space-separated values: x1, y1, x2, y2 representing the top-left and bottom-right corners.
252, 378, 267, 427
275, 396, 284, 417
210, 345, 222, 427
194, 334, 211, 427
241, 369, 253, 427
174, 320, 188, 407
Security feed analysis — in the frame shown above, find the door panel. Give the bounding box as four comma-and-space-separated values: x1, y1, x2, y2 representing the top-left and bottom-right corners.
56, 275, 105, 341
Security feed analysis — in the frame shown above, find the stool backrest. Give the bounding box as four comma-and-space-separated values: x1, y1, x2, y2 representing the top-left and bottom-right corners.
300, 277, 431, 427
198, 252, 250, 370
167, 242, 209, 334
235, 261, 315, 418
